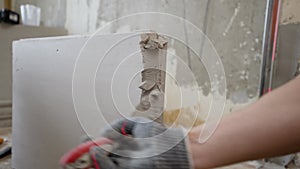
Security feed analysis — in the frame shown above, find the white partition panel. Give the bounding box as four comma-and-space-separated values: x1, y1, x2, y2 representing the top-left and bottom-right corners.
12, 33, 143, 169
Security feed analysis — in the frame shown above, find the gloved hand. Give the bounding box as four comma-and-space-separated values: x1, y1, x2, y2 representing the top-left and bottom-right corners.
89, 117, 192, 169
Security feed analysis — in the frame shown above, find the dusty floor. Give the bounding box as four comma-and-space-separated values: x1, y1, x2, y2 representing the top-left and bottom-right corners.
0, 155, 11, 169
0, 127, 12, 169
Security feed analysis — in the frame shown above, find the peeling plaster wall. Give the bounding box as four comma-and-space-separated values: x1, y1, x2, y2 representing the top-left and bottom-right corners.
73, 0, 266, 114
14, 0, 66, 27
280, 0, 300, 25
16, 0, 267, 115
273, 0, 300, 88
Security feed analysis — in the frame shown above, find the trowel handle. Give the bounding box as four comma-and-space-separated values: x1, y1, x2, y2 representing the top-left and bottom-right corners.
60, 138, 113, 167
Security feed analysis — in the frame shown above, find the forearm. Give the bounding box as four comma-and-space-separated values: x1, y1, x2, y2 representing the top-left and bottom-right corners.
189, 76, 300, 169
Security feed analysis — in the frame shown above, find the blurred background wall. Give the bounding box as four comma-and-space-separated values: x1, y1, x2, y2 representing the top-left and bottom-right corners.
0, 0, 297, 114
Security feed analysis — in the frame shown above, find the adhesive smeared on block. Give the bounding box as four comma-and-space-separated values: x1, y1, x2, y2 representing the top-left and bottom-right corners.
132, 33, 167, 123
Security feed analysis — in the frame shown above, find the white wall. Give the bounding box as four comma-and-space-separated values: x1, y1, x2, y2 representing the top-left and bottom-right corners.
0, 0, 4, 8
12, 33, 143, 169
14, 0, 66, 27
65, 0, 99, 34
0, 25, 67, 127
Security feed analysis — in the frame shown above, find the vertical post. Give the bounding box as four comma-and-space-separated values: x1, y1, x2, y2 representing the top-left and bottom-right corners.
259, 0, 274, 96
268, 0, 282, 92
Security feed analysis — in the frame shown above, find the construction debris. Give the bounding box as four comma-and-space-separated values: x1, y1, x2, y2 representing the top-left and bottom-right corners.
133, 33, 167, 124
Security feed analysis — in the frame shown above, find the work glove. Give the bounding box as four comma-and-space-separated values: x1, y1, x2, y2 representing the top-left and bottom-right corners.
89, 117, 193, 169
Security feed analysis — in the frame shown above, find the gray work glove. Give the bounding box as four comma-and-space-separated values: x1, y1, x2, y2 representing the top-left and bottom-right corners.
90, 117, 192, 169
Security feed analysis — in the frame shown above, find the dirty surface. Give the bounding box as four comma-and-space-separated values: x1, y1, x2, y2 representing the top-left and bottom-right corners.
68, 0, 267, 113
0, 127, 12, 169
280, 0, 300, 25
